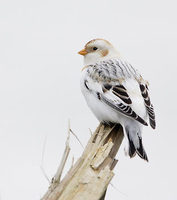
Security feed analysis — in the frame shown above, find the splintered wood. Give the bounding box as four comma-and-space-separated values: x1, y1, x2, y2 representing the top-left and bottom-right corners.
41, 123, 124, 200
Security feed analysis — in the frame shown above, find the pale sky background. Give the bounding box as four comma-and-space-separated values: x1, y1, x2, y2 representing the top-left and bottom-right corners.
0, 0, 177, 199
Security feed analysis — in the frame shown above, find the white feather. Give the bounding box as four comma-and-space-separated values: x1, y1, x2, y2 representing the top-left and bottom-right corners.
79, 39, 155, 161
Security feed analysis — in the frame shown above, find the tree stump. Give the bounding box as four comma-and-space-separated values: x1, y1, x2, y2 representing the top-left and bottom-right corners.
41, 123, 124, 200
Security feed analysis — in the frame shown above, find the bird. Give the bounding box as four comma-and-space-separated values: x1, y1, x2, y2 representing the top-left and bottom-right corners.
78, 38, 156, 161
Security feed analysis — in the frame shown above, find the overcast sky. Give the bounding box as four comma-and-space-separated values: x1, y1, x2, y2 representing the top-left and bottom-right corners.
0, 0, 177, 199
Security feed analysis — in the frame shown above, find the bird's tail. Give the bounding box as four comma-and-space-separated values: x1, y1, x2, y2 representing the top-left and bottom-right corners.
125, 125, 148, 162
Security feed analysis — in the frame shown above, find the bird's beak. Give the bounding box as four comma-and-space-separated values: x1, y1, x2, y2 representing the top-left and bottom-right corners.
78, 48, 88, 56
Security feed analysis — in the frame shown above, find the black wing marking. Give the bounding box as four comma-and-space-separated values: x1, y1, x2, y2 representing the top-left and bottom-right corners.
84, 80, 90, 90
103, 84, 132, 104
112, 85, 132, 104
139, 84, 156, 129
100, 93, 148, 126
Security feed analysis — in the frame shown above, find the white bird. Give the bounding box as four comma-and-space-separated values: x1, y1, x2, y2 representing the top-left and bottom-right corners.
78, 39, 156, 161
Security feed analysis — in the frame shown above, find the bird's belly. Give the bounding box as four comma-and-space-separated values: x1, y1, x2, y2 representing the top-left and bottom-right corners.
80, 73, 118, 123
81, 88, 122, 123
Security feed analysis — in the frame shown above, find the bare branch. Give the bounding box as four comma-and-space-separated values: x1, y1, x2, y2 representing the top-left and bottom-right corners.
40, 135, 50, 183
71, 155, 74, 168
89, 128, 93, 136
110, 183, 127, 198
70, 128, 84, 148
52, 120, 71, 184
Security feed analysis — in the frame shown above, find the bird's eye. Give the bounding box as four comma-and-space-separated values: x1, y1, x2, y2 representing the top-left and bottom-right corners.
93, 47, 98, 51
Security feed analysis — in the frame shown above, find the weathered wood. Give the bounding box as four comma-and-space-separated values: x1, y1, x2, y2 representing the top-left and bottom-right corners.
41, 123, 124, 200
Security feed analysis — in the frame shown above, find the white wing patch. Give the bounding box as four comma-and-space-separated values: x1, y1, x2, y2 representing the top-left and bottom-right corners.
100, 87, 148, 126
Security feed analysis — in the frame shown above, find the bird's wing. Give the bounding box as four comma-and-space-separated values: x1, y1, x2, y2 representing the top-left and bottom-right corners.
139, 83, 156, 129
85, 59, 148, 126
100, 84, 148, 126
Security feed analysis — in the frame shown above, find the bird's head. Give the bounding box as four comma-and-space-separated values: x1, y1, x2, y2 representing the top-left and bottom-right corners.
78, 39, 119, 65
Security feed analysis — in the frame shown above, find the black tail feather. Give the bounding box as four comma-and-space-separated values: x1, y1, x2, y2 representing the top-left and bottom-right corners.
127, 133, 136, 158
136, 136, 148, 162
127, 132, 148, 162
